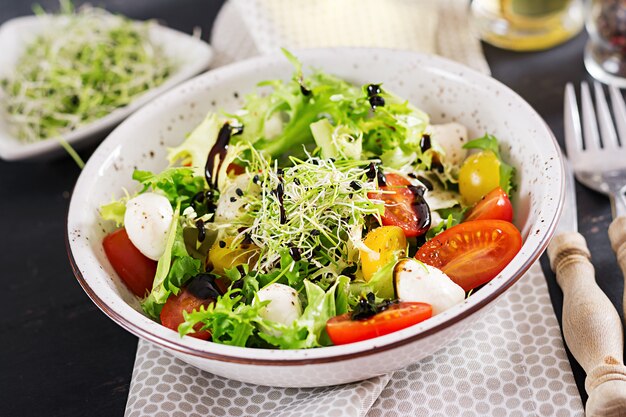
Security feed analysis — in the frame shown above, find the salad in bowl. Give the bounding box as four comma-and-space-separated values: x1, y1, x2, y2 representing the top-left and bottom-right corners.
67, 48, 562, 386
99, 51, 522, 349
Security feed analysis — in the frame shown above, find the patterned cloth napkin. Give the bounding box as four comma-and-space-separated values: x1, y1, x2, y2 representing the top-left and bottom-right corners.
125, 265, 583, 417
124, 2, 584, 415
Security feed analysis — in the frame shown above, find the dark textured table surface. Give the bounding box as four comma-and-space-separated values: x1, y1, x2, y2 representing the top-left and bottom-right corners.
0, 1, 620, 416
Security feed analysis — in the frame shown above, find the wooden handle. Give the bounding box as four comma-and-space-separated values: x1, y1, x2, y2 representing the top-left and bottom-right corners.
547, 232, 626, 417
608, 216, 626, 320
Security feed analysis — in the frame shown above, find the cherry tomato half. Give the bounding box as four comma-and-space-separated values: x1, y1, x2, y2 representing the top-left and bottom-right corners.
103, 228, 157, 297
160, 287, 214, 340
368, 173, 429, 238
326, 302, 432, 345
415, 220, 522, 291
464, 187, 513, 222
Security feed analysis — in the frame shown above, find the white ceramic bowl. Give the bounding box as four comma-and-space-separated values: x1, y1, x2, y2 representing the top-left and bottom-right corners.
0, 15, 212, 161
67, 48, 563, 387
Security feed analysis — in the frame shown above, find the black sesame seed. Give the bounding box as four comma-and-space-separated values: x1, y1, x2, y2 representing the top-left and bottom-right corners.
253, 174, 260, 184
235, 188, 244, 197
219, 240, 226, 248
350, 180, 361, 190
294, 178, 301, 186
230, 196, 237, 203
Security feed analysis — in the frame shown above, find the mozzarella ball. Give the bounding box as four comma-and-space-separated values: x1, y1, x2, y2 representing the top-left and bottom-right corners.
124, 192, 174, 260
257, 283, 302, 326
394, 259, 465, 315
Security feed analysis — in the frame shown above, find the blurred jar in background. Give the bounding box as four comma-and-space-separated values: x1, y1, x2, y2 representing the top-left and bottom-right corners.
585, 0, 626, 86
471, 0, 584, 51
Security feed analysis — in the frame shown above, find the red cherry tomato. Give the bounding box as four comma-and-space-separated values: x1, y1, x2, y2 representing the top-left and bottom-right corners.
326, 302, 432, 345
368, 173, 429, 238
415, 220, 522, 291
103, 228, 157, 297
464, 187, 513, 222
160, 288, 214, 340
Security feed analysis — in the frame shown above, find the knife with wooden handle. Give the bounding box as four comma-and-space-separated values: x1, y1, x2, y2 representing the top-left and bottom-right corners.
547, 159, 626, 417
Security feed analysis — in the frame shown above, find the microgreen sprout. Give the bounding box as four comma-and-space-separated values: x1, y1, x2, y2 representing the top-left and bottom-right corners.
223, 144, 384, 282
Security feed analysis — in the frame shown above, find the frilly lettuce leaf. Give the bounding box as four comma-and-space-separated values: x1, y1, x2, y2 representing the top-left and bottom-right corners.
99, 199, 126, 227
178, 289, 268, 345
167, 112, 222, 175
310, 119, 362, 160
132, 167, 205, 210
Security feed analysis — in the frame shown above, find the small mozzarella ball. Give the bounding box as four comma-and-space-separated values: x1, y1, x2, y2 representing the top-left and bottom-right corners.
257, 283, 302, 326
215, 173, 260, 223
394, 259, 465, 315
124, 192, 174, 260
427, 122, 468, 167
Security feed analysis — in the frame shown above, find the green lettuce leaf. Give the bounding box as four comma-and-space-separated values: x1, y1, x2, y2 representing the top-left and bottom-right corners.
178, 290, 268, 345
141, 201, 203, 319
132, 167, 206, 210
141, 201, 181, 319
99, 199, 126, 227
310, 119, 362, 160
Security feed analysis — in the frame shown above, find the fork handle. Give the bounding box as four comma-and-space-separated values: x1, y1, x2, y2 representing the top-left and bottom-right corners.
609, 216, 626, 320
548, 232, 626, 417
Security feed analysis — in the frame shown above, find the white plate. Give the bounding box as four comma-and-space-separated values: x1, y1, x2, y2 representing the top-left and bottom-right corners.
0, 15, 213, 161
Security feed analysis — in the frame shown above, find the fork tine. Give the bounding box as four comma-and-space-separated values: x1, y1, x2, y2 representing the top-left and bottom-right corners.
564, 83, 583, 159
581, 81, 602, 151
594, 81, 620, 150
609, 85, 626, 148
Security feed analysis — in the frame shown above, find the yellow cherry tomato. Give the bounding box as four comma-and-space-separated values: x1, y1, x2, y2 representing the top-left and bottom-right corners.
360, 226, 407, 281
208, 236, 259, 276
458, 150, 501, 205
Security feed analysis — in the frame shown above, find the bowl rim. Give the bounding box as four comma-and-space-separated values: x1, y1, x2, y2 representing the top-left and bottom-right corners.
66, 47, 564, 366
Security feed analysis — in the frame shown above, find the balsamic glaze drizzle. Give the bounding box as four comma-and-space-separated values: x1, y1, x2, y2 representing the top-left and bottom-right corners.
273, 168, 287, 224
275, 182, 286, 224
366, 84, 381, 97
205, 122, 236, 190
289, 246, 302, 261
417, 175, 434, 191
195, 219, 206, 242
407, 185, 431, 235
420, 134, 432, 152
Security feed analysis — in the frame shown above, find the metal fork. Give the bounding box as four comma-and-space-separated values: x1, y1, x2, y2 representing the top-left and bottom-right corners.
564, 81, 626, 317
